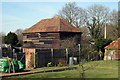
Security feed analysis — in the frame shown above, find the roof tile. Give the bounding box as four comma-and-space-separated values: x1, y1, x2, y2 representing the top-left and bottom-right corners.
104, 38, 120, 49
23, 16, 82, 33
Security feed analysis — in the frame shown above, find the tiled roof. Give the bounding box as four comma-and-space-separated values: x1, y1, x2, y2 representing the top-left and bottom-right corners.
23, 16, 82, 33
104, 38, 120, 49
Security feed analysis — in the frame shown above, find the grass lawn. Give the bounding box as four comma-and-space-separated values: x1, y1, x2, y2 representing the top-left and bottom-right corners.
3, 60, 119, 79
29, 65, 73, 72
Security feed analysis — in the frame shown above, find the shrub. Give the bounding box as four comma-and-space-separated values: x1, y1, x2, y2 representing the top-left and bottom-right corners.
57, 62, 62, 67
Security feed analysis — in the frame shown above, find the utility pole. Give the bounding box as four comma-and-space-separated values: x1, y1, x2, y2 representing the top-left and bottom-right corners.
104, 13, 107, 39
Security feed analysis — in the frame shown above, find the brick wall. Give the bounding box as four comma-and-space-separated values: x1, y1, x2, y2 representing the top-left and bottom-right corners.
104, 49, 120, 60
23, 48, 35, 68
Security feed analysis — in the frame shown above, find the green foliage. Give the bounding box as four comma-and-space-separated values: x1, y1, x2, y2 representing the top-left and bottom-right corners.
4, 36, 8, 44
98, 50, 103, 55
16, 43, 22, 47
88, 50, 99, 61
4, 32, 18, 47
95, 38, 112, 50
87, 17, 101, 39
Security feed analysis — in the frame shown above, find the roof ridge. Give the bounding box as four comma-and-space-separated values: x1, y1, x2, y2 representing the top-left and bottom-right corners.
23, 16, 82, 33
54, 16, 63, 19
104, 38, 120, 49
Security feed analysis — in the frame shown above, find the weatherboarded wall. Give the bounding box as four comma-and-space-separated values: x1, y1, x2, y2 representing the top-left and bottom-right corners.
23, 32, 60, 49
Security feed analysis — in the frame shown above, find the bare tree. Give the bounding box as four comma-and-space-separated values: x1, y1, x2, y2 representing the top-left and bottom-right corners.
56, 2, 86, 28
15, 29, 24, 46
80, 27, 89, 38
85, 4, 109, 39
109, 9, 118, 25
60, 35, 79, 57
0, 32, 6, 44
79, 59, 99, 78
107, 10, 119, 39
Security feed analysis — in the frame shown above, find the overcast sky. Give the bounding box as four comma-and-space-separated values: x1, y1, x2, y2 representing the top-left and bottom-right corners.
1, 1, 118, 34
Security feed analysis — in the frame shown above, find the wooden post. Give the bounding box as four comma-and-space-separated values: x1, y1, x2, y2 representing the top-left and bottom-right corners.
13, 49, 15, 59
11, 61, 15, 73
34, 53, 36, 68
78, 44, 81, 63
66, 48, 68, 64
88, 55, 89, 61
51, 48, 53, 65
16, 53, 17, 61
20, 47, 22, 52
7, 57, 10, 73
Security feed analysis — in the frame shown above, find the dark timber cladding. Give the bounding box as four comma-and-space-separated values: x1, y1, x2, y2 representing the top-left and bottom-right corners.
23, 32, 60, 49
22, 16, 82, 49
